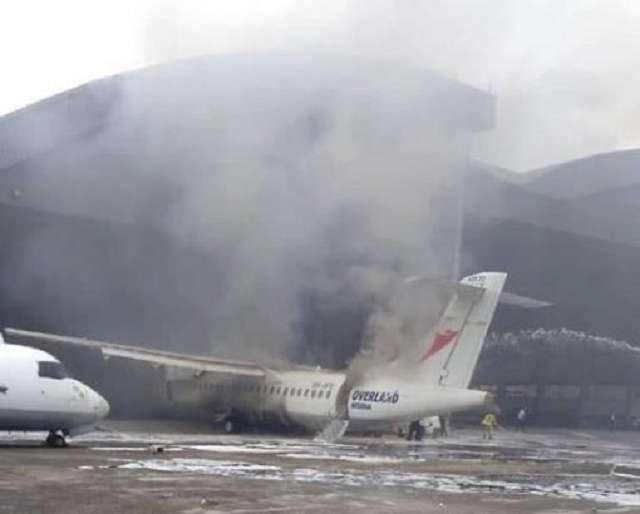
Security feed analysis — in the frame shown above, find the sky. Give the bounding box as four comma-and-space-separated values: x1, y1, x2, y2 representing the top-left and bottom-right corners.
2, 0, 640, 171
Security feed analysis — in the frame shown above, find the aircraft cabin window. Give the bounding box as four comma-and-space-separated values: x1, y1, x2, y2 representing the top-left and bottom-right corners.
276, 387, 281, 395
296, 389, 302, 396
310, 390, 316, 398
38, 361, 68, 380
283, 387, 289, 396
270, 386, 275, 394
304, 389, 309, 397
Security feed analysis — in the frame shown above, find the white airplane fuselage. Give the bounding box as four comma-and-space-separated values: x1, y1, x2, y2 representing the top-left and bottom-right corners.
5, 272, 538, 439
167, 369, 490, 431
0, 343, 109, 436
164, 272, 512, 433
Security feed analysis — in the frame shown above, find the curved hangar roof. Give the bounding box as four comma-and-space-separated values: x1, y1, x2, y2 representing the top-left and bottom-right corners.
0, 52, 495, 170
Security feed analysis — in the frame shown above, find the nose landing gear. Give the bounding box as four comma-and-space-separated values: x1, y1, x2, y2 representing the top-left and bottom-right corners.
45, 430, 67, 448
222, 416, 242, 434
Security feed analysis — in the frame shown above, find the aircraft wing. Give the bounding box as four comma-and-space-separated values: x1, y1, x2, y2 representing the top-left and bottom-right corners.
3, 328, 266, 378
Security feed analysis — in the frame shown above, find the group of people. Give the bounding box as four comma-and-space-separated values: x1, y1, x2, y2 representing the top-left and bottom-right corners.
406, 415, 449, 441
407, 407, 531, 442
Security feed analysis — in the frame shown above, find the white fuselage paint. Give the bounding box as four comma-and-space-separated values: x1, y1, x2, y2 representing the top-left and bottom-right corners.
0, 343, 109, 434
165, 273, 504, 432
167, 368, 489, 431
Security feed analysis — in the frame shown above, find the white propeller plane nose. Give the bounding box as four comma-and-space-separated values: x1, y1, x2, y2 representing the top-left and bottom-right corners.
0, 331, 110, 447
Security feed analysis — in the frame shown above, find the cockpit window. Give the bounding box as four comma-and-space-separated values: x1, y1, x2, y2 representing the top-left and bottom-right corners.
38, 361, 69, 380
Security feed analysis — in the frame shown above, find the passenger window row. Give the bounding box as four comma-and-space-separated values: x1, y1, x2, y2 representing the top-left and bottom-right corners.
197, 381, 332, 399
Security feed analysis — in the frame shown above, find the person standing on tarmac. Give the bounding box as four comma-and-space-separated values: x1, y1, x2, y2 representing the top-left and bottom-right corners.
482, 411, 498, 440
438, 415, 448, 437
516, 407, 527, 432
407, 419, 425, 441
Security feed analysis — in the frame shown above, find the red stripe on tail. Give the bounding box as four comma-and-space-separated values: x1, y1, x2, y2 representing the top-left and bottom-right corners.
420, 329, 459, 361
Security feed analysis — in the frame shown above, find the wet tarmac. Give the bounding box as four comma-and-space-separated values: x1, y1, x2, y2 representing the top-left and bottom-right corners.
1, 421, 639, 513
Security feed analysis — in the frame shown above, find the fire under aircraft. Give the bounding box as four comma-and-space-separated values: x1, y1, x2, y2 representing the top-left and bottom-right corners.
5, 272, 547, 442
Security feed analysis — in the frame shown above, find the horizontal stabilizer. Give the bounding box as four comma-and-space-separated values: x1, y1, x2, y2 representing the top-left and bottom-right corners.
499, 291, 551, 309
404, 275, 484, 299
405, 274, 550, 309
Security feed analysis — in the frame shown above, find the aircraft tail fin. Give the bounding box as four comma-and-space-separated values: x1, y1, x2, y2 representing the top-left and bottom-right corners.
414, 273, 504, 388
415, 272, 547, 389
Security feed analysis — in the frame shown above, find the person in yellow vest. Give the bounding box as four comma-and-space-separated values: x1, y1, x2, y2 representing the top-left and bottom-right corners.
481, 411, 498, 440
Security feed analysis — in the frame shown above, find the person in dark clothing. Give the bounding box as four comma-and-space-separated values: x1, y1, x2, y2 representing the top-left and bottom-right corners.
438, 415, 448, 437
407, 420, 425, 441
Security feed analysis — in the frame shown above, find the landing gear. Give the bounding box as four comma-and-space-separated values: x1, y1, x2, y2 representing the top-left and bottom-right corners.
45, 430, 67, 448
222, 416, 241, 434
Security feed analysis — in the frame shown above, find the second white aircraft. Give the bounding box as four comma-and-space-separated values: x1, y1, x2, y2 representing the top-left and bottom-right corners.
0, 332, 109, 446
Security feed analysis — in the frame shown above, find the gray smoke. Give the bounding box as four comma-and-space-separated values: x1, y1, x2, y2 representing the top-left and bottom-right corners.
110, 55, 470, 363
138, 0, 640, 171
0, 3, 502, 370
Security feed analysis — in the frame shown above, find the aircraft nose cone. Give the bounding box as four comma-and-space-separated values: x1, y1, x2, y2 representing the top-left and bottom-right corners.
94, 392, 110, 419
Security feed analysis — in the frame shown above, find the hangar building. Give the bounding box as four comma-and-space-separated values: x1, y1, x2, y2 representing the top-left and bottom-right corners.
0, 53, 495, 416
467, 150, 640, 427
4, 52, 639, 425
0, 52, 494, 360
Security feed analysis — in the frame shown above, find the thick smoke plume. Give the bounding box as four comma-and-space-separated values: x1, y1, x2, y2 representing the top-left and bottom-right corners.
112, 56, 470, 364
0, 4, 483, 373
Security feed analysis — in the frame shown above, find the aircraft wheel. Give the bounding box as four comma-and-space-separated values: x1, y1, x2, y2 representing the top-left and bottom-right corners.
223, 417, 241, 434
45, 431, 67, 448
